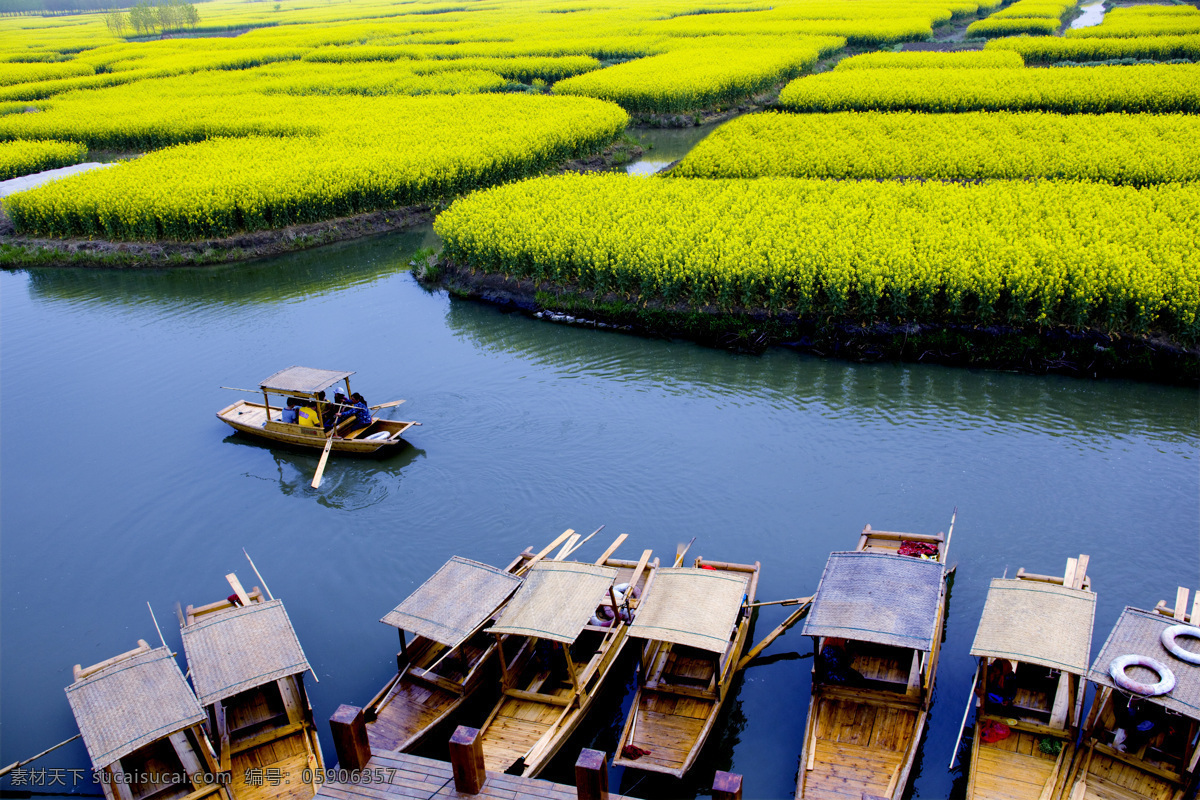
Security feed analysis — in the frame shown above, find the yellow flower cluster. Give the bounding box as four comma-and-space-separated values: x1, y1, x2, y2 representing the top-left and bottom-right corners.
986, 33, 1200, 63
671, 111, 1200, 185
434, 173, 1200, 341
0, 138, 87, 180
777, 64, 1200, 113
4, 95, 628, 240
552, 42, 832, 112
1066, 5, 1200, 38
965, 17, 1060, 37
834, 50, 1025, 69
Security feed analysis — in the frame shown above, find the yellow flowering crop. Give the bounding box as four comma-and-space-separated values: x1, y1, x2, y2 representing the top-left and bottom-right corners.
434, 173, 1200, 342
834, 50, 1025, 69
986, 33, 1200, 63
0, 138, 87, 180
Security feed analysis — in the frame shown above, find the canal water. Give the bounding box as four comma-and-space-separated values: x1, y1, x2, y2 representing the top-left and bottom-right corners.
2, 195, 1198, 799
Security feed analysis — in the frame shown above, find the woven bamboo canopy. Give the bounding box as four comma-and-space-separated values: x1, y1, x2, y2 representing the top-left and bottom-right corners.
490, 561, 618, 644
65, 646, 205, 769
181, 599, 311, 707
802, 551, 945, 652
1089, 606, 1200, 721
971, 578, 1096, 675
627, 567, 748, 653
259, 366, 353, 395
380, 556, 523, 646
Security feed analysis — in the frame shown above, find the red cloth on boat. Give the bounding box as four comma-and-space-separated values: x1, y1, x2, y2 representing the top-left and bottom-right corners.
979, 720, 1011, 743
897, 540, 939, 558
621, 745, 652, 759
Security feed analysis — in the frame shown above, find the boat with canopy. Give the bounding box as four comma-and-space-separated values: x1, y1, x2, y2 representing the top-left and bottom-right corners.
217, 366, 416, 455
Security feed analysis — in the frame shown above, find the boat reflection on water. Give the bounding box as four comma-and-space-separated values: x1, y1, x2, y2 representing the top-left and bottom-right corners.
222, 433, 426, 510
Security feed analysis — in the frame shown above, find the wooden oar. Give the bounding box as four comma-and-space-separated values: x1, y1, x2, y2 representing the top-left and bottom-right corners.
736, 598, 812, 671
310, 431, 335, 489
673, 537, 697, 568
560, 525, 605, 560
369, 399, 405, 411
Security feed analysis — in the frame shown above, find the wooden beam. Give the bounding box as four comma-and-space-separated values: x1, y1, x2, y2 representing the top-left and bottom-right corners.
168, 731, 203, 789
575, 749, 608, 800
1073, 555, 1089, 590
1175, 588, 1190, 621
555, 534, 580, 561
449, 726, 486, 794
594, 534, 628, 565
330, 705, 370, 772
225, 574, 252, 606
712, 772, 743, 800
1063, 558, 1078, 591
624, 550, 652, 608
1049, 670, 1071, 730
75, 640, 151, 681
520, 530, 575, 575
278, 675, 304, 726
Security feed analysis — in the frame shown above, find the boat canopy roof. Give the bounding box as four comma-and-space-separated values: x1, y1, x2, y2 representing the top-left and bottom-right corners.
1089, 606, 1200, 721
490, 561, 618, 644
626, 567, 748, 654
971, 577, 1096, 675
259, 366, 353, 395
180, 599, 311, 707
802, 551, 945, 653
381, 556, 523, 646
65, 645, 204, 769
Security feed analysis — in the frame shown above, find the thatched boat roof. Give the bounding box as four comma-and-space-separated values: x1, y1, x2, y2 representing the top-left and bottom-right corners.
1090, 606, 1200, 721
180, 599, 311, 707
381, 556, 523, 646
971, 578, 1095, 675
65, 646, 204, 769
626, 567, 748, 653
490, 561, 618, 644
260, 366, 353, 395
802, 551, 945, 652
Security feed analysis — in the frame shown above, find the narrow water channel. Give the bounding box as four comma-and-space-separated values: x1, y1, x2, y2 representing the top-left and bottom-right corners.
1, 172, 1197, 799
1069, 1, 1106, 29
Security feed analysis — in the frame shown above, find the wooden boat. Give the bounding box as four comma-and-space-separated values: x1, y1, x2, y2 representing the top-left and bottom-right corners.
957, 555, 1095, 800
362, 550, 531, 753
217, 366, 417, 454
1060, 586, 1200, 800
475, 536, 658, 778
65, 639, 233, 800
795, 524, 951, 800
179, 573, 324, 800
611, 557, 760, 777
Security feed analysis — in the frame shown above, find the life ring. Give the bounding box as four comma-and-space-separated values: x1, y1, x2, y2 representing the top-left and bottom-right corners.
614, 582, 640, 600
1109, 654, 1175, 697
1161, 625, 1200, 665
364, 431, 391, 441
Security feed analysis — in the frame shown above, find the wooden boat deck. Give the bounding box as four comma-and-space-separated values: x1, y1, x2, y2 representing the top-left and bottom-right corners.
968, 729, 1065, 800
367, 637, 491, 754
802, 692, 917, 800
313, 749, 634, 800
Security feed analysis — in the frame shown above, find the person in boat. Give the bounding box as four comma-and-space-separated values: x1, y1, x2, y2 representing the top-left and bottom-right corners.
1113, 695, 1164, 753
281, 399, 301, 424
983, 658, 1017, 708
297, 401, 321, 429
334, 392, 372, 434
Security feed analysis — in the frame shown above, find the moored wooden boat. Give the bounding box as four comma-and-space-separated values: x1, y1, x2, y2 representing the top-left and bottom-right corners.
180, 574, 323, 800
362, 552, 528, 753
958, 555, 1095, 800
1060, 586, 1200, 800
795, 524, 950, 800
611, 557, 760, 778
475, 536, 657, 778
65, 639, 232, 800
217, 366, 417, 454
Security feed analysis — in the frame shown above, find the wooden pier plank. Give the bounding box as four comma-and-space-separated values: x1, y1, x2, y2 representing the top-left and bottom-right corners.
314, 750, 635, 800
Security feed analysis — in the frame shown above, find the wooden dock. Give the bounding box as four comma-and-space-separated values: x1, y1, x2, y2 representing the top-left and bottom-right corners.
313, 749, 631, 800
320, 708, 746, 800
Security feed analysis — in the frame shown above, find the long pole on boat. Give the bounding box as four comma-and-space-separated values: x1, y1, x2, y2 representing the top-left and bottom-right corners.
243, 548, 274, 601
147, 602, 167, 649
948, 663, 979, 770
311, 430, 335, 489
220, 386, 404, 412
943, 507, 958, 562
0, 735, 82, 777
674, 537, 697, 568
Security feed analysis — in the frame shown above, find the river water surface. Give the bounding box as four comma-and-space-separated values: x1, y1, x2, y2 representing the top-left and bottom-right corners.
2, 186, 1198, 800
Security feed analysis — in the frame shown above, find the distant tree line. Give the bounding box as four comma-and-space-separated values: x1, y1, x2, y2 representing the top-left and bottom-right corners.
0, 0, 201, 22
104, 0, 199, 34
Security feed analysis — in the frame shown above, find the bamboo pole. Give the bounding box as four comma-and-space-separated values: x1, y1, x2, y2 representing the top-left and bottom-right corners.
0, 735, 82, 777
943, 507, 958, 562
736, 599, 812, 671
948, 665, 979, 770
242, 548, 274, 601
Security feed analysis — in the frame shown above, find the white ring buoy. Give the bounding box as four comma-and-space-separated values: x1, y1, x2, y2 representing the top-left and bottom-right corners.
364, 431, 391, 441
1161, 625, 1200, 665
1109, 654, 1176, 697
588, 614, 613, 628
614, 582, 640, 600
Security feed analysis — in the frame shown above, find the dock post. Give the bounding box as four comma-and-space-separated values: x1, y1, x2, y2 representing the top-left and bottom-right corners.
575, 749, 608, 800
449, 726, 486, 794
713, 771, 743, 800
329, 705, 371, 772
